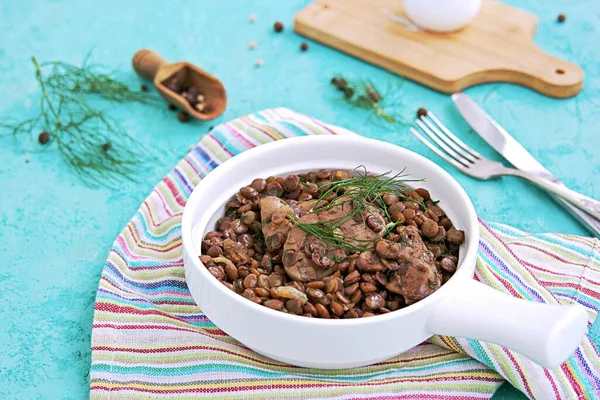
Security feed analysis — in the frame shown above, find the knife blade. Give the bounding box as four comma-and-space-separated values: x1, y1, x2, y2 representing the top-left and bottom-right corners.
452, 92, 600, 237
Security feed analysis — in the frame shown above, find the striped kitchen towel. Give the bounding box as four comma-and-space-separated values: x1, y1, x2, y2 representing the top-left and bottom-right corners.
90, 108, 600, 399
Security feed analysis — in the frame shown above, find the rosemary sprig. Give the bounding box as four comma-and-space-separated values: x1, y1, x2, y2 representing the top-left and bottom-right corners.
291, 167, 425, 252
0, 55, 160, 187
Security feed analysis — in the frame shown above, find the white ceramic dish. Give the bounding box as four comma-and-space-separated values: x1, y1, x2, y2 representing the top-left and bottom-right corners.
181, 135, 588, 370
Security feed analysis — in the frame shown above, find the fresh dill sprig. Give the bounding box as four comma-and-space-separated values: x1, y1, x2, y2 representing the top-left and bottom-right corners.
291, 220, 371, 252
291, 167, 425, 252
330, 76, 410, 127
0, 55, 160, 187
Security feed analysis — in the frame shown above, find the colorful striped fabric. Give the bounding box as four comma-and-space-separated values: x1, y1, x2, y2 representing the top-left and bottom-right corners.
90, 108, 600, 399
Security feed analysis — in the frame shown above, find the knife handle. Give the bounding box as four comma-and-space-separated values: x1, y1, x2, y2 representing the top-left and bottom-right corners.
554, 196, 600, 238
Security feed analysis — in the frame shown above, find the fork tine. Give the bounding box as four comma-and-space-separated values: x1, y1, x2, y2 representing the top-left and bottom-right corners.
421, 113, 478, 162
426, 112, 482, 159
409, 127, 470, 171
415, 119, 472, 167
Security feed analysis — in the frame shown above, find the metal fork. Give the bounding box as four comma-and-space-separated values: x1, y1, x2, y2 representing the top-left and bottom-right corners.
410, 111, 600, 221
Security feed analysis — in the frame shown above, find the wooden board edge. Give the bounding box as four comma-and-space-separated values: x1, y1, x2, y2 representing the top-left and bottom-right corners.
293, 2, 583, 98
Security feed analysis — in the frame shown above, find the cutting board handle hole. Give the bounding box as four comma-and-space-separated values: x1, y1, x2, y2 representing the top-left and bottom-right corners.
556, 68, 565, 75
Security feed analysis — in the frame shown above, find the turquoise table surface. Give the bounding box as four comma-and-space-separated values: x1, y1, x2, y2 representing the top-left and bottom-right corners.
1, 0, 598, 398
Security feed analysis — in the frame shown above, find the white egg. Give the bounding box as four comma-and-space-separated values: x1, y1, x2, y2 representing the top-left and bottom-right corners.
403, 0, 482, 33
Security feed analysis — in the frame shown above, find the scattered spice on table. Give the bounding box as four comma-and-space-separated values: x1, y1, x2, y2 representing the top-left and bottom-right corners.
38, 131, 50, 144
255, 59, 264, 67
140, 84, 149, 92
168, 103, 177, 111
101, 142, 111, 152
177, 111, 189, 123
417, 108, 428, 118
249, 41, 257, 50
557, 13, 566, 23
330, 74, 409, 127
0, 54, 159, 187
331, 77, 346, 87
300, 42, 309, 51
367, 86, 382, 103
274, 21, 284, 32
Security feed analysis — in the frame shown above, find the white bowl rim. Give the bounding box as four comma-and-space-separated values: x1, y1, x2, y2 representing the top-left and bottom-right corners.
181, 135, 479, 326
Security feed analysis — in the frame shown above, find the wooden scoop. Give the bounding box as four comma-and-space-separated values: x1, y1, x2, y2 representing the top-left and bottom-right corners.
132, 49, 226, 120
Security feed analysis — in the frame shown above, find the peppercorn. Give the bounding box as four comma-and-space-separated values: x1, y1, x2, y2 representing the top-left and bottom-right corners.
336, 78, 347, 90
417, 108, 428, 118
367, 87, 382, 103
168, 104, 177, 111
300, 42, 309, 51
141, 84, 149, 92
167, 81, 179, 93
343, 87, 354, 98
101, 142, 111, 152
557, 13, 566, 23
38, 131, 50, 144
177, 111, 189, 123
331, 77, 339, 86
274, 21, 284, 32
182, 92, 198, 106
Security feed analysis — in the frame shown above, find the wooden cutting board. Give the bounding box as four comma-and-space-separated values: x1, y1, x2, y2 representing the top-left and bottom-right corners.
294, 0, 583, 98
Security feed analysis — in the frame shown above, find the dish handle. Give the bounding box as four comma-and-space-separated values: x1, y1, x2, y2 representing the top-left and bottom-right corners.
426, 279, 588, 368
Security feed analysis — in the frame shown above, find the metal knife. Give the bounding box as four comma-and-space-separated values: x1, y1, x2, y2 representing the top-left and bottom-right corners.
452, 92, 600, 238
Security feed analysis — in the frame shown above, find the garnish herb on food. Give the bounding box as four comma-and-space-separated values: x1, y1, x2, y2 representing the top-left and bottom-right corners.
292, 167, 425, 252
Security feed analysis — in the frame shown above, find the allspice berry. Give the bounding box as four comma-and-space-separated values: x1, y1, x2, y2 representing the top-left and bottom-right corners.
417, 108, 428, 118
274, 21, 284, 32
38, 131, 50, 144
177, 111, 189, 123
557, 13, 566, 23
300, 42, 308, 51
